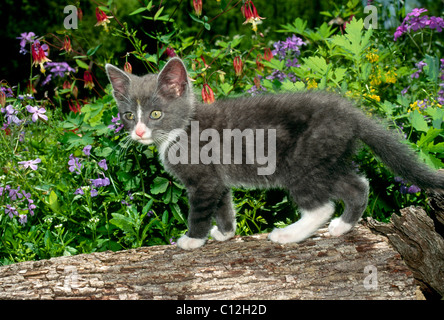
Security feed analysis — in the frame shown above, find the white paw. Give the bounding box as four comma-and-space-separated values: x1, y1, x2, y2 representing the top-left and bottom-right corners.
268, 227, 307, 244
210, 226, 235, 241
177, 235, 206, 250
328, 217, 354, 237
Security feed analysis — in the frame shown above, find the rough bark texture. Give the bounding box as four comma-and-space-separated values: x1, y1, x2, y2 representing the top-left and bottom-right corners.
0, 224, 417, 300
367, 200, 444, 298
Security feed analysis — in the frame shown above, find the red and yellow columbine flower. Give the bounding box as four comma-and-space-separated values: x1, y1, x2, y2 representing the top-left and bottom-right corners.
31, 42, 51, 74
95, 7, 113, 31
256, 54, 264, 72
202, 84, 215, 104
193, 0, 202, 17
61, 36, 72, 53
264, 47, 273, 61
241, 0, 264, 32
84, 71, 94, 90
124, 62, 132, 74
233, 56, 243, 77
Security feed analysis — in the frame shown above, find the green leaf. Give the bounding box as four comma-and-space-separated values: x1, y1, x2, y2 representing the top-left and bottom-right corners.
150, 177, 170, 194
423, 55, 440, 82
410, 110, 429, 133
75, 59, 89, 70
87, 44, 102, 57
110, 213, 136, 236
129, 7, 148, 16
154, 6, 164, 20
48, 191, 60, 214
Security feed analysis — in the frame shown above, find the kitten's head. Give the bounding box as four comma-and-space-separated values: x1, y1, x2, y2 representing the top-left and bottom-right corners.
106, 58, 194, 146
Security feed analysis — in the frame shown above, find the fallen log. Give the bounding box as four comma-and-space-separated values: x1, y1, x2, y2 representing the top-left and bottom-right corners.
0, 224, 418, 300
367, 203, 444, 298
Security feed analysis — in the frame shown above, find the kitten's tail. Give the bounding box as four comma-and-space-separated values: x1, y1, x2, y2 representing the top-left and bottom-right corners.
357, 115, 444, 190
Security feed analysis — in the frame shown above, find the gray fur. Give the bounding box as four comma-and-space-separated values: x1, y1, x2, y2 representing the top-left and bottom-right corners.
106, 58, 444, 247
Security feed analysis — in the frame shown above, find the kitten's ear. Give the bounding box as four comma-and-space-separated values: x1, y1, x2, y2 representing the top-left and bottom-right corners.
157, 58, 189, 99
105, 64, 131, 101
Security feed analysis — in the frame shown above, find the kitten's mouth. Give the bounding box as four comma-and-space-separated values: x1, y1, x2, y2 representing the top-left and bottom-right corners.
136, 137, 154, 145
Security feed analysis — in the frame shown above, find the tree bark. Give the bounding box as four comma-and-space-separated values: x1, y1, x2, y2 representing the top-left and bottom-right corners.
367, 201, 444, 298
0, 224, 418, 300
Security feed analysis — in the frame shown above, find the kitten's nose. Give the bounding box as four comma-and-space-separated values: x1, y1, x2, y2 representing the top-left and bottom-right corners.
135, 124, 145, 137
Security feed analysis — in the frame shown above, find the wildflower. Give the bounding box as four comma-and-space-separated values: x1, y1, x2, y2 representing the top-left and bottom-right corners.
233, 56, 243, 77
95, 7, 113, 31
31, 42, 51, 74
201, 84, 215, 104
366, 49, 379, 63
165, 46, 176, 58
68, 154, 82, 174
61, 36, 72, 53
26, 105, 48, 122
169, 237, 177, 245
83, 145, 92, 156
90, 176, 110, 188
411, 60, 427, 79
98, 159, 108, 171
108, 113, 124, 133
5, 205, 18, 219
18, 158, 41, 171
306, 78, 318, 90
74, 188, 84, 195
394, 8, 444, 41
2, 105, 22, 126
384, 69, 397, 84
19, 215, 27, 225
91, 189, 99, 197
124, 61, 132, 74
17, 32, 36, 54
256, 54, 264, 72
68, 100, 81, 113
193, 0, 202, 17
241, 0, 265, 32
264, 48, 273, 61
84, 71, 95, 90
45, 62, 75, 78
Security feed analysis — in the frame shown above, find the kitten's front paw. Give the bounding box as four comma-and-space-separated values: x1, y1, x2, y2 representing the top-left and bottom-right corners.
210, 226, 235, 242
177, 235, 206, 250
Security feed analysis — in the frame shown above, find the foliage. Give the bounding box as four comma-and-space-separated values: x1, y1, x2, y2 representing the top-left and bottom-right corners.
1, 0, 443, 265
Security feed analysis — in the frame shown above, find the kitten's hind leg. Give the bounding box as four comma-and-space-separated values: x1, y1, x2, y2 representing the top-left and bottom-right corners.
268, 202, 335, 244
329, 175, 369, 237
211, 190, 236, 241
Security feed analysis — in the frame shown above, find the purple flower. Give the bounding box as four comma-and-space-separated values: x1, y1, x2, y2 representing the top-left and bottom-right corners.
2, 105, 22, 126
83, 145, 92, 156
408, 8, 428, 17
18, 158, 41, 170
91, 189, 99, 197
26, 105, 48, 122
5, 205, 18, 218
74, 188, 84, 195
98, 159, 108, 171
68, 154, 82, 174
9, 187, 22, 201
90, 176, 110, 188
407, 185, 421, 194
16, 32, 36, 54
108, 114, 124, 133
169, 237, 176, 245
19, 214, 28, 225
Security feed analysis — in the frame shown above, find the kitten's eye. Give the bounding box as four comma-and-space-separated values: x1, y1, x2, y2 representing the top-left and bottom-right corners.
124, 112, 135, 121
150, 110, 162, 120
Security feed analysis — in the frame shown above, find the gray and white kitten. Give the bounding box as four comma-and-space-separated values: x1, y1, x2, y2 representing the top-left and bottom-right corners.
106, 57, 444, 250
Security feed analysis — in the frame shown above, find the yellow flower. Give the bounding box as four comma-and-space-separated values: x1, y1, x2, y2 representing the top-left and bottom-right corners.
385, 70, 397, 84
364, 92, 381, 102
366, 49, 379, 63
306, 78, 318, 89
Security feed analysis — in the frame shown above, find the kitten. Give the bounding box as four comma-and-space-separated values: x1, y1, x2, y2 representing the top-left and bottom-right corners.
106, 57, 444, 250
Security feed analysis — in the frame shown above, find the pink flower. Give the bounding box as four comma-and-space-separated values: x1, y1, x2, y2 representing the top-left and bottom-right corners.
241, 1, 265, 32
202, 84, 215, 104
18, 158, 41, 171
26, 105, 48, 122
